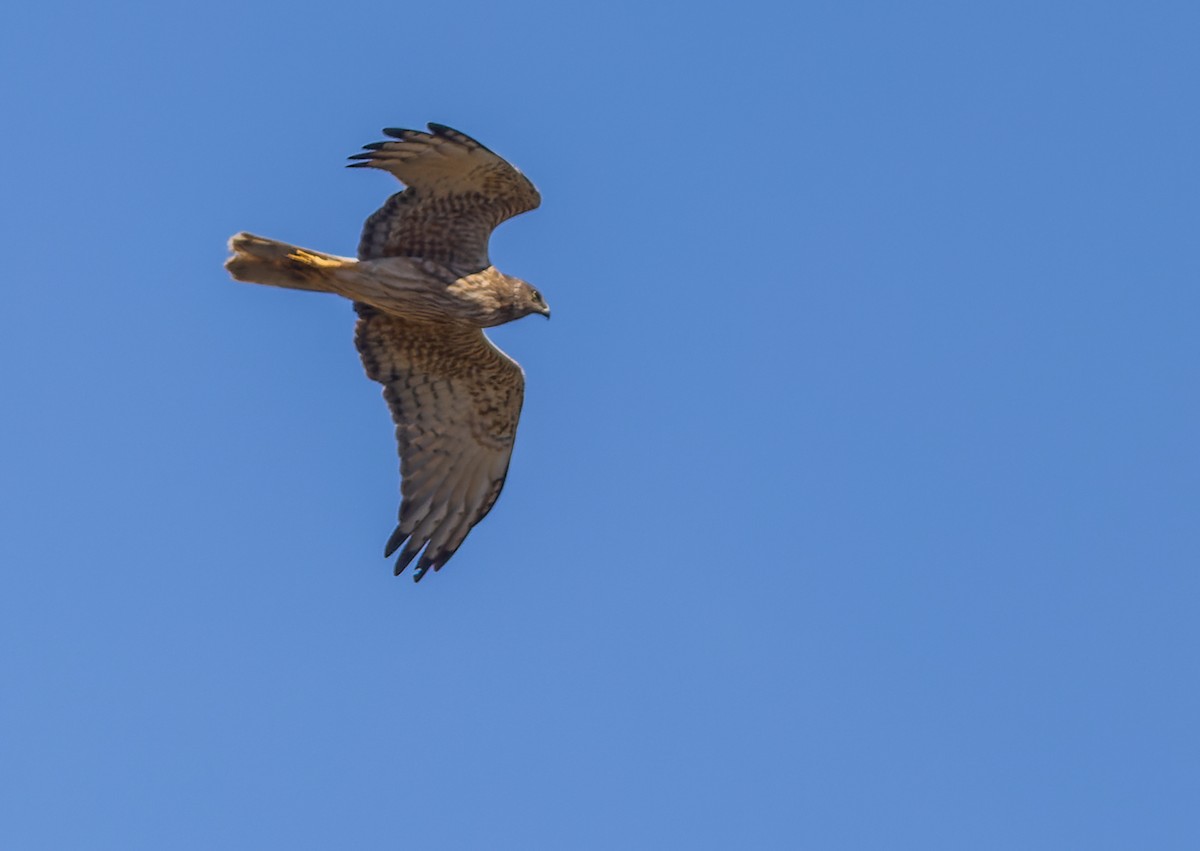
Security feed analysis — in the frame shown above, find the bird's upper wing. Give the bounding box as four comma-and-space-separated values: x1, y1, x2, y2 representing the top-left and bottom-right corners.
350, 123, 541, 273
354, 304, 525, 580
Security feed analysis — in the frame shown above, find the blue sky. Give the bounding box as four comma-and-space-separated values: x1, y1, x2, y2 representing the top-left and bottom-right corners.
2, 1, 1198, 847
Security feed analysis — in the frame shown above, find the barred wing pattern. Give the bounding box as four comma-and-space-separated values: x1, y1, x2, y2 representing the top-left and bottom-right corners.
354, 304, 525, 581
349, 123, 541, 273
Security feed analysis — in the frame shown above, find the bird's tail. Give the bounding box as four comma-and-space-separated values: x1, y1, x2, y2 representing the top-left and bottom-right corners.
225, 232, 356, 294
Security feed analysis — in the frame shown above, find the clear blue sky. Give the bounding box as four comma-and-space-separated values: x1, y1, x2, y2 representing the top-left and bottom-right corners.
2, 1, 1197, 848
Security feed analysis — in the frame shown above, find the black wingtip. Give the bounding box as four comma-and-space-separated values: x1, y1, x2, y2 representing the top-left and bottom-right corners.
384, 527, 409, 559
414, 552, 436, 578
393, 544, 421, 577
383, 127, 424, 140
427, 123, 490, 153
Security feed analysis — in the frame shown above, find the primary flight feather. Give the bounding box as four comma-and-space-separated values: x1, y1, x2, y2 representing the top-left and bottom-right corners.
225, 124, 548, 582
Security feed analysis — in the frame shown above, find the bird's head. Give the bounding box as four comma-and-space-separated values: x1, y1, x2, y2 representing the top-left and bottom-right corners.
517, 280, 551, 320
451, 268, 551, 326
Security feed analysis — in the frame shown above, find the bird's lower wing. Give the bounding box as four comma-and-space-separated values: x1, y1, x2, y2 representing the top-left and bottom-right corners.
354, 305, 526, 580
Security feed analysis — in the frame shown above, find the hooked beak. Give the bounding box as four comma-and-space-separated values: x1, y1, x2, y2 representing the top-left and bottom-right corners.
539, 304, 551, 319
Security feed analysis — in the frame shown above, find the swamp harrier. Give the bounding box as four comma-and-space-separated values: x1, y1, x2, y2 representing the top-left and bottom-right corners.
226, 124, 546, 581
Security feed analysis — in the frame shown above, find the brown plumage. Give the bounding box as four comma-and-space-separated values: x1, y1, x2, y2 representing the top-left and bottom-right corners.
226, 124, 547, 581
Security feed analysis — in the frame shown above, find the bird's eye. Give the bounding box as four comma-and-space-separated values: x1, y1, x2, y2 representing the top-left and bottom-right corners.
530, 288, 542, 302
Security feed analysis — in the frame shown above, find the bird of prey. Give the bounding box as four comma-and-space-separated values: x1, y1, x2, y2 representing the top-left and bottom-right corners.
225, 124, 547, 581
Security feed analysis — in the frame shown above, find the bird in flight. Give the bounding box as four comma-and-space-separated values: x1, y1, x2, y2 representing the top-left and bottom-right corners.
226, 123, 546, 581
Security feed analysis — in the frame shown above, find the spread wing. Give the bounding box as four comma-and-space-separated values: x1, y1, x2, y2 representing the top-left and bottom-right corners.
355, 305, 525, 581
349, 123, 541, 273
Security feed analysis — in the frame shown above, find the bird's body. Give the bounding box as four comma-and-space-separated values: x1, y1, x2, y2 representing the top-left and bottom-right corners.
226, 236, 541, 327
226, 124, 546, 581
